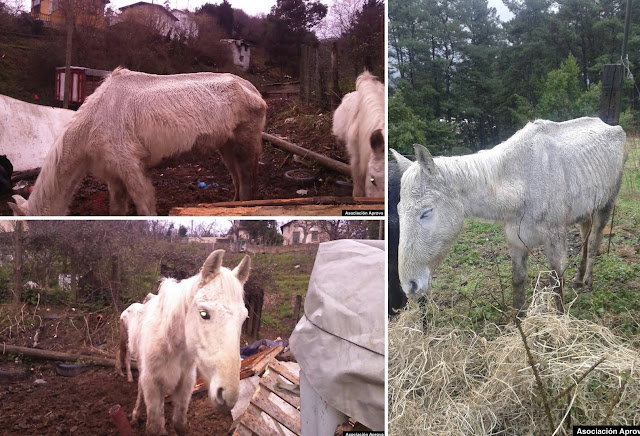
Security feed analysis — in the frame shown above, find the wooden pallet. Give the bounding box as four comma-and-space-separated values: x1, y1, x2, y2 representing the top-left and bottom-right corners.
232, 359, 301, 436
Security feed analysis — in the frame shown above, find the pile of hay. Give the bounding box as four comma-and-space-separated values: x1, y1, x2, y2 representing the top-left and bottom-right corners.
388, 282, 640, 435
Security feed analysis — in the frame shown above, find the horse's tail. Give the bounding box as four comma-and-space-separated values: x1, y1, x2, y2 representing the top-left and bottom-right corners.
115, 318, 128, 377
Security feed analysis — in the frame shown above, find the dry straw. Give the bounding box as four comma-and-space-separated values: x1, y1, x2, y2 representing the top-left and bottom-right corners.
388, 273, 640, 435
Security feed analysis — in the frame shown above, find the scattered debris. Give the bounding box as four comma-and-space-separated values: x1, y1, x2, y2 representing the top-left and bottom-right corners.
56, 362, 90, 377
33, 378, 46, 385
296, 190, 308, 195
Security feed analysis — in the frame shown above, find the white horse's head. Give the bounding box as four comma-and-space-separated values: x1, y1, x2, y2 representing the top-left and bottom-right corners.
9, 195, 29, 216
392, 145, 465, 298
185, 250, 250, 411
365, 129, 386, 198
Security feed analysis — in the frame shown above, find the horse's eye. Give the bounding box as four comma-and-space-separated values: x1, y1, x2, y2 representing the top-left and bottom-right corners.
370, 177, 376, 186
420, 208, 433, 220
199, 309, 210, 320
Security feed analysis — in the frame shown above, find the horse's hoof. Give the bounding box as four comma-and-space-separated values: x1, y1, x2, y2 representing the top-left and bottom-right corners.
174, 422, 187, 436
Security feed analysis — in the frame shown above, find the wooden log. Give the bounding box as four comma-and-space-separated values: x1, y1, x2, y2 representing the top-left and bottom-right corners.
11, 168, 40, 183
262, 133, 351, 176
0, 343, 128, 368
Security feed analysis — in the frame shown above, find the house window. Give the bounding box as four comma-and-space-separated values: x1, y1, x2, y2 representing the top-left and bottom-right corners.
293, 231, 301, 245
311, 231, 318, 242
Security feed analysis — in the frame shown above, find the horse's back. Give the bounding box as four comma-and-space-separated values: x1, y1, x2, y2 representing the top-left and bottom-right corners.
510, 117, 626, 219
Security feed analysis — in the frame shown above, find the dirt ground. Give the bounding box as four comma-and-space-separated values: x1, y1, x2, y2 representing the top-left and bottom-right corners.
1, 96, 352, 216
0, 305, 295, 435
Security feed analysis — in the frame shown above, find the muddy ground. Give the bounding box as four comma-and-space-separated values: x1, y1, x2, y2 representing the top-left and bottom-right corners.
1, 96, 352, 216
0, 305, 295, 435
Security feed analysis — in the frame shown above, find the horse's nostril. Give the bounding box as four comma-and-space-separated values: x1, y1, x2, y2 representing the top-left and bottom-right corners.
409, 280, 418, 294
216, 387, 224, 404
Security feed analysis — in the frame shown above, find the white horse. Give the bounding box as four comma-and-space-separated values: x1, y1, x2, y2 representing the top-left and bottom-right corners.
392, 117, 626, 312
9, 67, 267, 216
116, 293, 156, 382
131, 250, 250, 435
332, 71, 385, 198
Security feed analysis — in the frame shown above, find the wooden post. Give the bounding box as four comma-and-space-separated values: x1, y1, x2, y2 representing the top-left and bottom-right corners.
292, 295, 302, 330
599, 64, 623, 126
300, 44, 309, 103
331, 41, 339, 109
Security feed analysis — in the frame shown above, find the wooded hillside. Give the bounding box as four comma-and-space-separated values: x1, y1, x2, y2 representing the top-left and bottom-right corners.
389, 0, 640, 154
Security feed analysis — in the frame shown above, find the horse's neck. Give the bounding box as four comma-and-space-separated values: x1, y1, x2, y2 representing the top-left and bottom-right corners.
437, 149, 522, 222
29, 133, 85, 215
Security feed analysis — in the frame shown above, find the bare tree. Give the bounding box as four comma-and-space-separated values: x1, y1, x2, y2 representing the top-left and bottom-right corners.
11, 221, 24, 303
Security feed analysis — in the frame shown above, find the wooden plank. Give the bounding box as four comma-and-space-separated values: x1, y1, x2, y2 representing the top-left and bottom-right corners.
236, 408, 281, 436
260, 370, 301, 410
252, 387, 301, 435
170, 204, 383, 217
231, 423, 253, 436
240, 345, 283, 380
194, 197, 384, 207
267, 360, 299, 385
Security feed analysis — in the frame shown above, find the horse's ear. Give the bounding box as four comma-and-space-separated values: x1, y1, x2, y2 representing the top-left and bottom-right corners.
9, 195, 27, 216
370, 129, 385, 154
390, 149, 411, 173
414, 144, 435, 175
233, 255, 251, 285
201, 250, 225, 283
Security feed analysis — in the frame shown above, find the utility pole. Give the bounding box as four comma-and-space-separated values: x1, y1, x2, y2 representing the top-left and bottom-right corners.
63, 0, 74, 109
599, 0, 632, 125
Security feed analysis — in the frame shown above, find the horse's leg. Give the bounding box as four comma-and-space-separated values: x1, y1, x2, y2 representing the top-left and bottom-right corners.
126, 349, 133, 383
107, 177, 130, 216
118, 162, 157, 216
131, 379, 145, 425
219, 134, 261, 201
544, 232, 568, 313
509, 244, 529, 315
218, 144, 242, 201
171, 367, 196, 436
582, 203, 614, 290
572, 219, 592, 287
349, 146, 365, 198
142, 377, 167, 435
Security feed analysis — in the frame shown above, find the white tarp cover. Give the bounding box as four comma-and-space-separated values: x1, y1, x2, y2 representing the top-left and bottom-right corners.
290, 239, 385, 431
0, 94, 74, 171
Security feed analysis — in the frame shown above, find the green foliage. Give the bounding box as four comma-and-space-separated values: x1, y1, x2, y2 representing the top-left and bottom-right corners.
619, 108, 640, 134
536, 55, 582, 121
388, 90, 426, 153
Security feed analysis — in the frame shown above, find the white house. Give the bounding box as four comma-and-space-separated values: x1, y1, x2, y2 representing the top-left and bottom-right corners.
280, 221, 329, 246
220, 39, 250, 71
